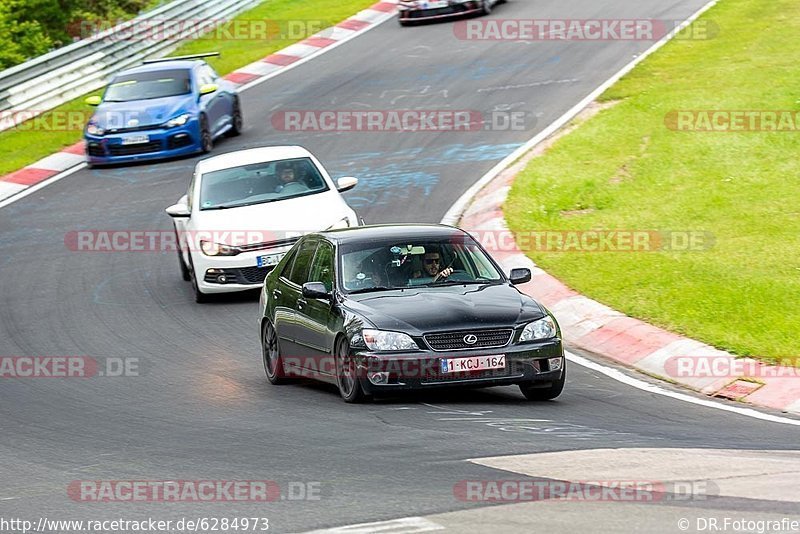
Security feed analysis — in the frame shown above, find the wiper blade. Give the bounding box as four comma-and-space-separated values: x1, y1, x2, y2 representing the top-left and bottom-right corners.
348, 286, 393, 294
425, 280, 490, 287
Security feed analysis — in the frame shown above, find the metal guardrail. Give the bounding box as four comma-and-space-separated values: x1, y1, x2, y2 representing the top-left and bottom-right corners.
0, 0, 261, 131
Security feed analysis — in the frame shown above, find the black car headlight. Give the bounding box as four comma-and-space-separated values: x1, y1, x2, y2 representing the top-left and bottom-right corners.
361, 329, 417, 351
519, 316, 557, 342
200, 240, 239, 257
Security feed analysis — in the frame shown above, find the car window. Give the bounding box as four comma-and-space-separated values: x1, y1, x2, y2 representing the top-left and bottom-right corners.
279, 248, 298, 280
339, 237, 503, 292
198, 157, 330, 210
104, 69, 191, 102
308, 241, 334, 292
197, 64, 217, 86
288, 239, 318, 286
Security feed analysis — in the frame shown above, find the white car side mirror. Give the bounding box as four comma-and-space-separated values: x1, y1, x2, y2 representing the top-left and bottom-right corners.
336, 176, 358, 193
165, 203, 190, 218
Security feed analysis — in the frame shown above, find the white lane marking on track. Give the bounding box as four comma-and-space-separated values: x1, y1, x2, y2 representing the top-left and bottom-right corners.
566, 351, 800, 426
299, 516, 444, 533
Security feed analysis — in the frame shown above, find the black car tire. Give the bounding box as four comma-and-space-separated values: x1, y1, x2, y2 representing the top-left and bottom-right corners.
335, 337, 366, 403
519, 367, 566, 401
187, 253, 211, 303
178, 250, 190, 281
200, 114, 213, 153
175, 229, 190, 281
262, 320, 293, 385
228, 97, 243, 137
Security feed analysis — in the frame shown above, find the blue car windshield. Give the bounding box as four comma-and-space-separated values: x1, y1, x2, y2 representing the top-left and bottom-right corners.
104, 69, 192, 102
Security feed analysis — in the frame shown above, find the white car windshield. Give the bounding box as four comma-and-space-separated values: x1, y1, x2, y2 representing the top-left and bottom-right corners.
340, 238, 503, 293
199, 157, 329, 210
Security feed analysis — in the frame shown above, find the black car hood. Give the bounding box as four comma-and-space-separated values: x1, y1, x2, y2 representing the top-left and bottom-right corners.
342, 283, 546, 334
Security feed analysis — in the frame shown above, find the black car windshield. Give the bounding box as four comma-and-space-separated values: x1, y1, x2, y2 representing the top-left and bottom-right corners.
104, 69, 192, 102
340, 237, 504, 293
199, 157, 329, 210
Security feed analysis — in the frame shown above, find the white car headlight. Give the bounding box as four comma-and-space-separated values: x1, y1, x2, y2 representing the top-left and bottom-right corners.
165, 113, 191, 128
200, 240, 238, 257
326, 217, 351, 230
520, 316, 557, 342
86, 123, 105, 136
362, 329, 417, 351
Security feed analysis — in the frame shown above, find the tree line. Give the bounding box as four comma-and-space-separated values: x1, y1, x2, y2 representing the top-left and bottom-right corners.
0, 0, 156, 70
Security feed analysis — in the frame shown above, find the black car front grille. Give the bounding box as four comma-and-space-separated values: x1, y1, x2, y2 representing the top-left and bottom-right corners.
167, 133, 193, 150
239, 265, 271, 284
87, 143, 105, 157
107, 141, 162, 156
424, 328, 513, 351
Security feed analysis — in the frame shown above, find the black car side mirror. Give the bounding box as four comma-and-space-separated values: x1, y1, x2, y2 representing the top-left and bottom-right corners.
302, 282, 330, 299
509, 268, 532, 285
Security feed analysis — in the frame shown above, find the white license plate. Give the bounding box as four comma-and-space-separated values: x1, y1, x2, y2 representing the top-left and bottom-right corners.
423, 0, 449, 8
121, 134, 149, 145
441, 354, 506, 374
257, 252, 285, 268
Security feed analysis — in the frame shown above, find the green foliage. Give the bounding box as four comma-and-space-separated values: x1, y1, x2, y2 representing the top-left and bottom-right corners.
0, 0, 157, 70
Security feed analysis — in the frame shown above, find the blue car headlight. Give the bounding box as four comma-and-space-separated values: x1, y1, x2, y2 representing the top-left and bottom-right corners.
519, 316, 557, 342
86, 123, 104, 136
164, 113, 191, 128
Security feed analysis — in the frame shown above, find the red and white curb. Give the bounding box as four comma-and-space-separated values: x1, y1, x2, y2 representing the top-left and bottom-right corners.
0, 0, 399, 204
455, 150, 800, 417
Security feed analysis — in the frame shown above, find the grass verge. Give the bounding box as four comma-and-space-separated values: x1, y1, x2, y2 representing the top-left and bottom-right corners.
504, 0, 800, 362
0, 0, 378, 176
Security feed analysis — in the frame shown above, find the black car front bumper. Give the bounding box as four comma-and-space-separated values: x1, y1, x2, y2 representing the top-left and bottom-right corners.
398, 1, 484, 22
353, 338, 564, 394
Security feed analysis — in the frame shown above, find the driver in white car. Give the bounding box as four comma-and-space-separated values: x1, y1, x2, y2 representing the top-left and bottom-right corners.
274, 161, 303, 192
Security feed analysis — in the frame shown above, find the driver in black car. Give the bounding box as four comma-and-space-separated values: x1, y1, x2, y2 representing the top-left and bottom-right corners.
412, 250, 453, 282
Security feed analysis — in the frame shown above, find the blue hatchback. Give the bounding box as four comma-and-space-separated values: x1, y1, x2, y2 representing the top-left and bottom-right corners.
84, 54, 242, 165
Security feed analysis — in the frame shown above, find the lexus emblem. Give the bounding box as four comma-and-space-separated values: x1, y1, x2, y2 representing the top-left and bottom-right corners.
463, 334, 478, 345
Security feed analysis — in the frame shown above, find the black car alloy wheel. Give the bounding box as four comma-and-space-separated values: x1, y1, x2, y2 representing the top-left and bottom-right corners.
335, 338, 364, 403
200, 114, 213, 153
262, 321, 291, 385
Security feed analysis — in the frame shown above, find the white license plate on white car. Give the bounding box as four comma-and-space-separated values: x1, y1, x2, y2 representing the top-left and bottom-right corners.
441, 354, 506, 374
121, 134, 149, 145
425, 1, 449, 7
257, 252, 285, 268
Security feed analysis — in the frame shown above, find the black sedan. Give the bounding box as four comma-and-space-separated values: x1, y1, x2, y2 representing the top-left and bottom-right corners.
258, 224, 565, 403
398, 0, 501, 25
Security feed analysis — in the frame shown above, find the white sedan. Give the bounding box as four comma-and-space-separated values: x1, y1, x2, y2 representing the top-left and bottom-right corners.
165, 146, 359, 302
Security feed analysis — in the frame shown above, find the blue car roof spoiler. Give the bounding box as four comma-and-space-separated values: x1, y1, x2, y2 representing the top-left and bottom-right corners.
143, 52, 220, 64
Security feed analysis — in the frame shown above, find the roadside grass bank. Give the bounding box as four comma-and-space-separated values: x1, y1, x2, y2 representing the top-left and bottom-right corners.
0, 0, 377, 176
504, 0, 800, 362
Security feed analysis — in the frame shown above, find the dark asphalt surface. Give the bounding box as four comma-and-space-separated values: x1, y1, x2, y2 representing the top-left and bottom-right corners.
1, 1, 798, 532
